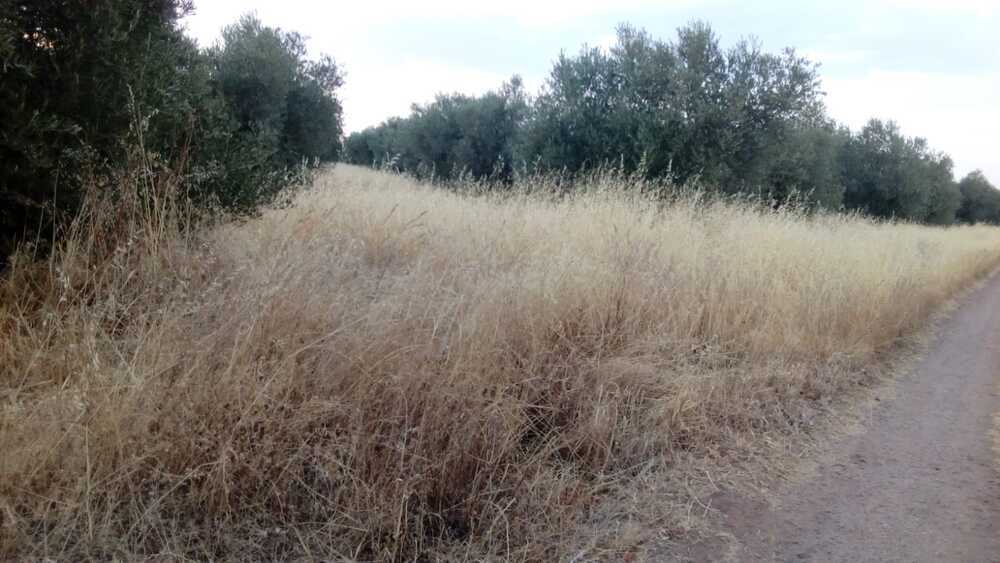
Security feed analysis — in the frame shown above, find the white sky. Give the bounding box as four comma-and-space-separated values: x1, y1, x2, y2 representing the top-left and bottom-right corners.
183, 0, 1000, 185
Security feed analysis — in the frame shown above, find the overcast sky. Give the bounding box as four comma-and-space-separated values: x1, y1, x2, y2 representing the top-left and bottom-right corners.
183, 0, 999, 184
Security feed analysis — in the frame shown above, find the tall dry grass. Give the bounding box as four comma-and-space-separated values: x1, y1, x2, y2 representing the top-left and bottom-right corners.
3, 164, 1000, 560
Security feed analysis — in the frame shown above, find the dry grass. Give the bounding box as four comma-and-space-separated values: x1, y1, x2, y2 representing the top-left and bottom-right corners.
3, 164, 1000, 561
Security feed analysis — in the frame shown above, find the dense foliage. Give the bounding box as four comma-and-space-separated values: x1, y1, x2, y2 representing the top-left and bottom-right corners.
346, 23, 997, 223
956, 170, 1000, 224
839, 119, 962, 224
522, 24, 828, 194
346, 77, 529, 181
0, 2, 343, 262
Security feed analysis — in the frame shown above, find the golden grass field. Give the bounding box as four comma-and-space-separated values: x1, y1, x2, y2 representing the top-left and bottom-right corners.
3, 164, 1000, 560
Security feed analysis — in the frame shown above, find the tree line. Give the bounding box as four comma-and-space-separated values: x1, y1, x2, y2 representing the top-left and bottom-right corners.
3, 4, 999, 266
345, 23, 998, 225
1, 1, 344, 262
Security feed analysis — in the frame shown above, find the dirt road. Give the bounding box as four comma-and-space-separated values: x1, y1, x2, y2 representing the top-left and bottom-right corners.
688, 275, 1000, 562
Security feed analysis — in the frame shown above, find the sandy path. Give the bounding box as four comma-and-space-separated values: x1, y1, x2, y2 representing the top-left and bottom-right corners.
686, 275, 1000, 562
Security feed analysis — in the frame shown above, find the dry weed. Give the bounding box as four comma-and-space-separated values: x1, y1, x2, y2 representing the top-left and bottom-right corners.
3, 165, 1000, 560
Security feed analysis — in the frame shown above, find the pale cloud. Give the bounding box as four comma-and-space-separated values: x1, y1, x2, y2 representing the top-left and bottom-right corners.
341, 59, 512, 133
800, 48, 870, 65
352, 0, 669, 26
183, 0, 672, 41
883, 0, 999, 15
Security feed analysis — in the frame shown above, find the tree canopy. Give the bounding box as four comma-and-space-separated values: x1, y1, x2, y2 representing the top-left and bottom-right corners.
345, 77, 528, 181
345, 22, 998, 223
0, 3, 345, 260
